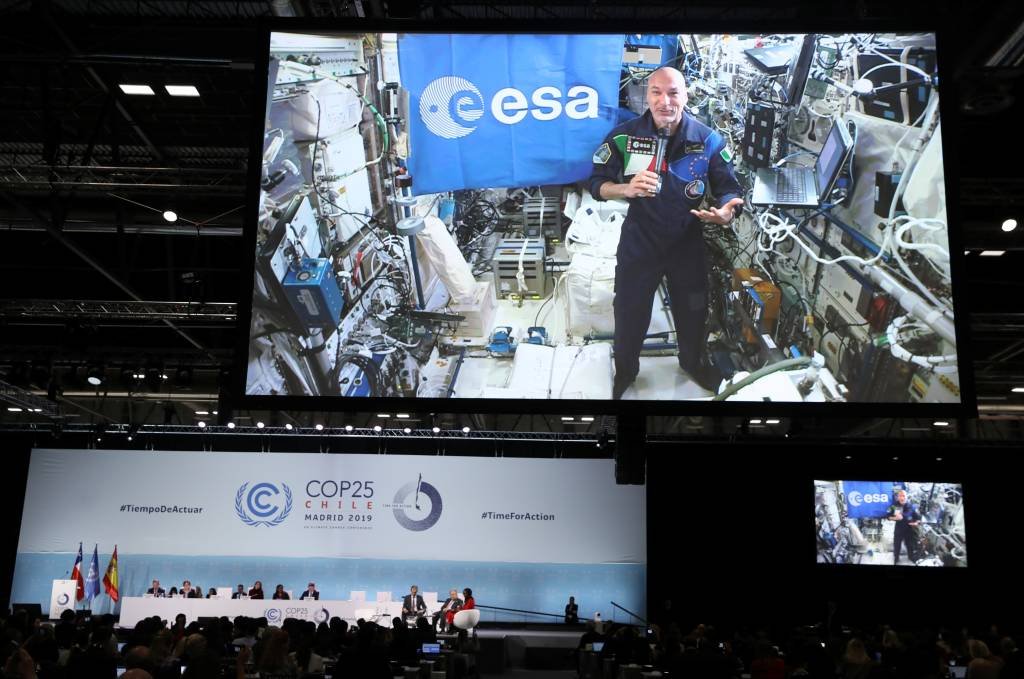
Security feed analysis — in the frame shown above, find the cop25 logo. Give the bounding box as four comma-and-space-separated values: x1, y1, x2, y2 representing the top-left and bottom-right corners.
848, 491, 889, 507
235, 482, 293, 527
419, 76, 600, 139
392, 474, 443, 532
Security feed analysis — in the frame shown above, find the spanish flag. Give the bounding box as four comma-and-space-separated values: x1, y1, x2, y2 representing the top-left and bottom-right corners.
102, 545, 119, 602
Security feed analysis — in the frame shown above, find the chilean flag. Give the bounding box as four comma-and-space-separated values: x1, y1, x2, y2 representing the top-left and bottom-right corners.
70, 542, 85, 602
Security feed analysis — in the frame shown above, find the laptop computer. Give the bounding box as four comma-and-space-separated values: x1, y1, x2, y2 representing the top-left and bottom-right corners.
421, 642, 441, 656
744, 44, 797, 75
751, 118, 854, 208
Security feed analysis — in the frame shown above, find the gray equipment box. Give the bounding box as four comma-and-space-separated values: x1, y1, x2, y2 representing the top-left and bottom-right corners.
491, 237, 547, 298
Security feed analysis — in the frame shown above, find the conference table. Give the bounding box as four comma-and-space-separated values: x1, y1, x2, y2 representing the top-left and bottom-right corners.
118, 596, 439, 628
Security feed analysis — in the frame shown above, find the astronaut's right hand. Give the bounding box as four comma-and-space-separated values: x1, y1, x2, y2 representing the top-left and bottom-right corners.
625, 170, 661, 198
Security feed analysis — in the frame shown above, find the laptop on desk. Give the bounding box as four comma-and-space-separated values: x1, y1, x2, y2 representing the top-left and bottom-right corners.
751, 118, 854, 208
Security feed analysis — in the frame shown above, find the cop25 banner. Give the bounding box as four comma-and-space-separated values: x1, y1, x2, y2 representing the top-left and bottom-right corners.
17, 449, 645, 565
398, 34, 624, 194
843, 480, 896, 519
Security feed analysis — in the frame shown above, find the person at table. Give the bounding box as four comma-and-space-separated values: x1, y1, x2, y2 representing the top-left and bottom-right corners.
194, 586, 205, 598
299, 582, 319, 600
462, 588, 475, 610
231, 584, 246, 599
402, 585, 426, 620
181, 580, 199, 598
272, 584, 290, 600
248, 581, 265, 599
436, 589, 462, 632
146, 579, 165, 597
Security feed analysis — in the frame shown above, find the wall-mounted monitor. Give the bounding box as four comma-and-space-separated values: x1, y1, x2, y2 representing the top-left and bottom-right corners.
238, 23, 969, 414
814, 479, 967, 567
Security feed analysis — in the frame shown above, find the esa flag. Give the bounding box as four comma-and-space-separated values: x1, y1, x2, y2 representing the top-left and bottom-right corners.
84, 544, 101, 600
102, 545, 119, 602
399, 34, 624, 194
70, 542, 85, 602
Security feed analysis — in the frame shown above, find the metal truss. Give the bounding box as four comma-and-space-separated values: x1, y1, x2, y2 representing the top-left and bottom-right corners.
0, 379, 62, 419
0, 299, 237, 321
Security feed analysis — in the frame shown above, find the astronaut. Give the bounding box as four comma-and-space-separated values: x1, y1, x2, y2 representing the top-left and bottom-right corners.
588, 66, 744, 399
886, 488, 922, 565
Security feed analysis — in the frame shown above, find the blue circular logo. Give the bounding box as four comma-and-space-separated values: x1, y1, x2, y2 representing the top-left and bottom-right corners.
393, 476, 443, 532
265, 608, 282, 623
420, 77, 484, 139
235, 482, 293, 527
57, 593, 70, 606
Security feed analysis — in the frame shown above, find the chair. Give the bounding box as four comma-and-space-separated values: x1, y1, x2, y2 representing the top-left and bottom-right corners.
376, 591, 391, 602
349, 590, 366, 602
354, 607, 376, 622
422, 591, 439, 613
452, 609, 480, 634
286, 590, 293, 600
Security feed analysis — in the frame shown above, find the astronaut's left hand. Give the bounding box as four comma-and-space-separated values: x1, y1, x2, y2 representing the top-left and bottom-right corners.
690, 197, 744, 225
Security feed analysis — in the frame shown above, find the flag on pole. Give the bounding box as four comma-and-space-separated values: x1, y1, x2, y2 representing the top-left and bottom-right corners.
102, 545, 119, 602
71, 542, 85, 602
84, 544, 101, 601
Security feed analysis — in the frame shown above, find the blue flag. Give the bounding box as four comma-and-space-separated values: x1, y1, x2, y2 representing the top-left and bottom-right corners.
84, 544, 101, 600
399, 33, 625, 194
843, 481, 896, 519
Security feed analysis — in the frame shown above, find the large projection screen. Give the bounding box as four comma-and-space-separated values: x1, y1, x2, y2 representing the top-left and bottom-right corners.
241, 27, 966, 411
12, 449, 645, 621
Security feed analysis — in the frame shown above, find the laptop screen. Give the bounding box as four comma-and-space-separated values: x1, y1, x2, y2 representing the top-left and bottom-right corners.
592, 641, 605, 652
815, 120, 848, 200
422, 643, 441, 655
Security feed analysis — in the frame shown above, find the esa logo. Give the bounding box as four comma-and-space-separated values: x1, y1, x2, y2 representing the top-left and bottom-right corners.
419, 76, 600, 139
235, 482, 293, 527
848, 491, 889, 507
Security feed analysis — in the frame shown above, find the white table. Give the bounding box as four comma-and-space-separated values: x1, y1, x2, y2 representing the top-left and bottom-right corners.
118, 596, 428, 628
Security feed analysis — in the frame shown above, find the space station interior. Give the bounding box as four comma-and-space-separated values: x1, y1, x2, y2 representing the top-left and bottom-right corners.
248, 31, 958, 402
815, 480, 968, 568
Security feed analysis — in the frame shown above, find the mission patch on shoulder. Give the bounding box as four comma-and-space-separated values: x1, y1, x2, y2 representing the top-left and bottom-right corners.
720, 147, 733, 163
593, 142, 612, 164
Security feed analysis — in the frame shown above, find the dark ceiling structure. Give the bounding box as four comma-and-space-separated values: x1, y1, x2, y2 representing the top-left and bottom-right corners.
2, 0, 1024, 444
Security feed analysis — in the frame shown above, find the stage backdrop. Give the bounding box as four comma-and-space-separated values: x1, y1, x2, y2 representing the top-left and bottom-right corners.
12, 449, 645, 621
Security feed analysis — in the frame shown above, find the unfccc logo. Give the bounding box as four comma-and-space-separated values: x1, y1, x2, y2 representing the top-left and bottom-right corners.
392, 474, 443, 532
235, 482, 293, 527
57, 593, 70, 606
265, 608, 282, 623
419, 76, 600, 139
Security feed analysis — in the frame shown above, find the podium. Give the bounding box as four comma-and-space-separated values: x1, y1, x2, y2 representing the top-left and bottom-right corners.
49, 580, 77, 620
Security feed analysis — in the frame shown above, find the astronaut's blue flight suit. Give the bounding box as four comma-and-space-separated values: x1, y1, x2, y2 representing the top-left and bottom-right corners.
588, 110, 742, 396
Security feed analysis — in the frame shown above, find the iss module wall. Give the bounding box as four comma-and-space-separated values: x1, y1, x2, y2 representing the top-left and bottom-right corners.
247, 30, 960, 403
815, 480, 968, 568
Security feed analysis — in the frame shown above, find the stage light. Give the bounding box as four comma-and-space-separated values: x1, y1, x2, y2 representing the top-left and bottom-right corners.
580, 416, 595, 422
373, 425, 382, 433
86, 364, 104, 386
119, 84, 154, 95
1012, 387, 1024, 393
432, 426, 440, 434
197, 421, 207, 429
7, 407, 23, 412
285, 423, 293, 431
403, 427, 411, 434
256, 421, 265, 429
980, 250, 1005, 256
345, 425, 354, 432
462, 426, 471, 433
1002, 218, 1018, 232
227, 422, 236, 429
936, 456, 943, 461
892, 456, 899, 461
315, 423, 324, 431
165, 85, 200, 97
933, 420, 950, 427
377, 413, 391, 418
561, 416, 574, 421
749, 419, 762, 425
396, 413, 410, 418
766, 419, 780, 424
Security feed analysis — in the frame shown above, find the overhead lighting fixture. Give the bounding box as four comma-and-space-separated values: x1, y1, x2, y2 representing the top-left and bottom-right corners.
1003, 218, 1018, 233
766, 419, 780, 424
377, 413, 391, 418
580, 416, 595, 422
344, 425, 354, 432
284, 423, 293, 431
226, 422, 235, 429
162, 210, 178, 223
373, 425, 382, 433
197, 421, 207, 429
980, 250, 1006, 256
7, 407, 23, 412
315, 423, 324, 431
86, 365, 104, 386
256, 421, 265, 429
195, 410, 209, 416
561, 416, 574, 422
462, 426, 471, 433
403, 427, 411, 434
1012, 387, 1024, 393
164, 85, 200, 97
119, 84, 155, 95
749, 419, 762, 425
432, 426, 441, 434
396, 413, 410, 419
933, 420, 950, 427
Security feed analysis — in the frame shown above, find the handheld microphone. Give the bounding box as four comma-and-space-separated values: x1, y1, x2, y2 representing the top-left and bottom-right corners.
652, 126, 671, 194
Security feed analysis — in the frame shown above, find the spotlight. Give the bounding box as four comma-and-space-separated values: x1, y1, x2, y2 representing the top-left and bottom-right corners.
197, 421, 207, 429
285, 423, 293, 431
403, 427, 411, 434
345, 425, 354, 432
432, 426, 440, 434
227, 422, 236, 429
1002, 218, 1018, 232
315, 423, 324, 431
163, 210, 178, 223
462, 426, 470, 433
256, 421, 265, 429
373, 425, 382, 433
86, 364, 104, 386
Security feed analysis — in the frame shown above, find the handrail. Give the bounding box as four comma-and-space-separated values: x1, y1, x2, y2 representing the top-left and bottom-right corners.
474, 604, 566, 620
610, 601, 646, 625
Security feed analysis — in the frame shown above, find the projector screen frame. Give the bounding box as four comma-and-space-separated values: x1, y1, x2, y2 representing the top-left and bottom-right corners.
234, 17, 975, 417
